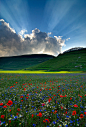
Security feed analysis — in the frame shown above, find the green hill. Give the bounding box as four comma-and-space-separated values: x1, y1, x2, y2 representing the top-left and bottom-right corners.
0, 48, 86, 72
0, 54, 54, 70
26, 48, 86, 72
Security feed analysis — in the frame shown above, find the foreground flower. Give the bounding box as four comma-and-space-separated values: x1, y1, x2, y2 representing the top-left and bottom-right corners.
31, 114, 34, 118
1, 115, 5, 119
48, 98, 51, 103
42, 103, 45, 106
60, 95, 63, 97
43, 118, 50, 123
72, 111, 76, 116
70, 97, 72, 100
61, 106, 63, 109
3, 105, 7, 108
84, 111, 86, 115
37, 112, 42, 117
7, 100, 13, 106
20, 96, 23, 98
16, 113, 19, 115
53, 110, 57, 114
17, 108, 21, 111
74, 104, 78, 107
80, 114, 84, 118
0, 103, 3, 106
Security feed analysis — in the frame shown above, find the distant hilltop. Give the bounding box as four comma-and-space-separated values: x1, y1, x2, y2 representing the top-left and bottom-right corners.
62, 47, 84, 54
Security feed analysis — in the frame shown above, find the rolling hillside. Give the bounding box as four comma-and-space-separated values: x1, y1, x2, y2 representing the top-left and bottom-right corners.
0, 48, 86, 72
26, 48, 86, 72
0, 54, 55, 70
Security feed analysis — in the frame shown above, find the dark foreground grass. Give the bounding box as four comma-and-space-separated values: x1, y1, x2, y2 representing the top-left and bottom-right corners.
0, 73, 86, 127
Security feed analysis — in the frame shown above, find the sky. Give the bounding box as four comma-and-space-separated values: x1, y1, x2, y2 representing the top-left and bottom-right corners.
0, 0, 86, 57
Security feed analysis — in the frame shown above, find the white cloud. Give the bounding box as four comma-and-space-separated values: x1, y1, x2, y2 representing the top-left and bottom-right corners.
66, 37, 70, 41
48, 32, 52, 36
0, 19, 16, 33
0, 19, 4, 22
19, 29, 27, 36
0, 19, 66, 57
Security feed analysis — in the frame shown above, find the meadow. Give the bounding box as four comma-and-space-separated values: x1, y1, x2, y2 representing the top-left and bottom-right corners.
0, 73, 86, 127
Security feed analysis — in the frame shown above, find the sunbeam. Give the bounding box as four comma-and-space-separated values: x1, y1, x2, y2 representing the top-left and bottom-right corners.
0, 0, 86, 57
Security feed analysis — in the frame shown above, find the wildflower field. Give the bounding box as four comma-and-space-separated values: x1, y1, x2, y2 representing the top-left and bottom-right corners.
0, 73, 86, 127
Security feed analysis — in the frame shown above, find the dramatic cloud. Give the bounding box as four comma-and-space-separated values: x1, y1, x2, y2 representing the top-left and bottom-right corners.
0, 19, 66, 57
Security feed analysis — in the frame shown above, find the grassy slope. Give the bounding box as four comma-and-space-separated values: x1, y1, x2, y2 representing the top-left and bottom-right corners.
0, 54, 54, 70
27, 48, 86, 72
0, 48, 86, 72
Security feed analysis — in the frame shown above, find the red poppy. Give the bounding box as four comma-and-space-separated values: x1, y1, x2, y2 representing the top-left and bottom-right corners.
74, 104, 78, 107
31, 114, 34, 118
48, 98, 51, 103
80, 114, 84, 118
24, 88, 26, 91
45, 118, 50, 123
17, 108, 21, 111
37, 112, 42, 117
9, 109, 11, 112
9, 120, 11, 123
3, 105, 7, 108
72, 111, 76, 116
0, 103, 3, 106
21, 100, 23, 102
16, 113, 19, 115
70, 97, 72, 100
61, 106, 63, 109
53, 110, 57, 114
27, 94, 29, 96
20, 96, 23, 98
65, 111, 67, 114
42, 103, 45, 106
43, 120, 46, 123
1, 115, 5, 119
84, 111, 86, 115
26, 97, 28, 99
60, 95, 63, 97
7, 100, 13, 106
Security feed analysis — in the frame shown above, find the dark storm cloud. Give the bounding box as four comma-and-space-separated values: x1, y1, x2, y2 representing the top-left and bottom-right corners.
0, 19, 65, 57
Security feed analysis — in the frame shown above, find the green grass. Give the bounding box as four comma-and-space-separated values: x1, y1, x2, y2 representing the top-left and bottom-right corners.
27, 48, 86, 72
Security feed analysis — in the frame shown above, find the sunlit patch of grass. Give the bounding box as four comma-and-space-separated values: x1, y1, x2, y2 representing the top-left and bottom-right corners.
0, 70, 84, 74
